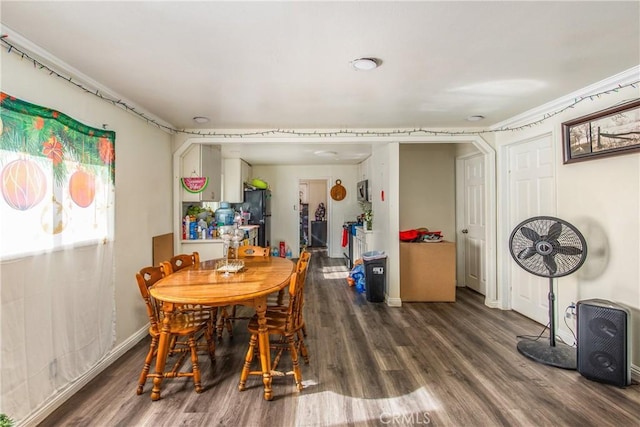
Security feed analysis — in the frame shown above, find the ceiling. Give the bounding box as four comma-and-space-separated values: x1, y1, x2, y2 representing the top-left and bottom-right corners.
2, 1, 639, 165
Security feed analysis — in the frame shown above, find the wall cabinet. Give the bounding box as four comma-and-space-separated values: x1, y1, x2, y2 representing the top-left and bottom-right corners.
182, 144, 221, 202
223, 158, 252, 203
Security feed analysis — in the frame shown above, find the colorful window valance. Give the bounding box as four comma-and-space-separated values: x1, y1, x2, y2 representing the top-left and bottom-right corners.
0, 92, 116, 258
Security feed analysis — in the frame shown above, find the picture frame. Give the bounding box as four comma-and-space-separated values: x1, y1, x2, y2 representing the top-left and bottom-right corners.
562, 99, 640, 164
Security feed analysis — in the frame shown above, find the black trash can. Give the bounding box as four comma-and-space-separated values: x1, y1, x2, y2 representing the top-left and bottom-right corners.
363, 251, 387, 303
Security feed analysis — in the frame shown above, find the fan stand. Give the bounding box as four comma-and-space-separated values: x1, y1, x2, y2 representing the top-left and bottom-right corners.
516, 277, 577, 370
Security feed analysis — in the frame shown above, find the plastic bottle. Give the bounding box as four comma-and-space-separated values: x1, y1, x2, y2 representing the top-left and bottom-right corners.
215, 201, 235, 226
182, 215, 189, 240
189, 221, 197, 240
272, 247, 279, 257
285, 246, 292, 259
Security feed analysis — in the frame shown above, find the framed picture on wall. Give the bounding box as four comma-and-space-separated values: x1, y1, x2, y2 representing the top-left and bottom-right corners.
562, 99, 640, 164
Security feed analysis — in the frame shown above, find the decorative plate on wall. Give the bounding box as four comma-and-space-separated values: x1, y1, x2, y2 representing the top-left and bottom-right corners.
330, 179, 346, 201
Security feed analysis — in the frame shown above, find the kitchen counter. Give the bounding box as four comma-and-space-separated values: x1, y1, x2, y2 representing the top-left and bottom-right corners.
181, 225, 259, 260
353, 225, 374, 262
181, 224, 259, 243
354, 225, 374, 233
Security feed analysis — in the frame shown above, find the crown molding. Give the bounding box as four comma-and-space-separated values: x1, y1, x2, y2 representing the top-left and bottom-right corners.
1, 24, 176, 133
491, 65, 640, 131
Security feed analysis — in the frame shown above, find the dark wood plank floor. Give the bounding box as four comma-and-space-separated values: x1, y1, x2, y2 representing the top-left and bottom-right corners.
40, 249, 640, 426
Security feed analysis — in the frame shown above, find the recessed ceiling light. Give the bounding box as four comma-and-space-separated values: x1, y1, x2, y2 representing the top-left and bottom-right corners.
351, 58, 380, 71
193, 116, 210, 124
466, 115, 485, 122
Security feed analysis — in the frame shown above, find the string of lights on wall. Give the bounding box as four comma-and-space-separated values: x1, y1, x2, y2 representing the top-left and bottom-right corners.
2, 35, 638, 138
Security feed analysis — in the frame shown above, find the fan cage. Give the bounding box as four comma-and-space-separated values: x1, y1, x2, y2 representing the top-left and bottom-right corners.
509, 216, 587, 278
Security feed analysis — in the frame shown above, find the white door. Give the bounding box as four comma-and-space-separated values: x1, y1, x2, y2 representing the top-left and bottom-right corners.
461, 154, 486, 295
508, 134, 555, 324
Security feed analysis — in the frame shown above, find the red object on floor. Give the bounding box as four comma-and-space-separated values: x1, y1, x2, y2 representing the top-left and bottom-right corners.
341, 228, 348, 247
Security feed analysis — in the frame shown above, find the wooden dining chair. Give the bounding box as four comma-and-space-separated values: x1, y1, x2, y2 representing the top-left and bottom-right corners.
265, 250, 311, 364
164, 251, 200, 272
270, 249, 310, 307
161, 252, 218, 347
217, 245, 271, 340
267, 250, 311, 315
135, 265, 215, 396
238, 255, 311, 393
237, 245, 270, 257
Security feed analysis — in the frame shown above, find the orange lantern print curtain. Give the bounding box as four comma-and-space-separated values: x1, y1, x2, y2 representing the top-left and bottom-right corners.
0, 92, 115, 257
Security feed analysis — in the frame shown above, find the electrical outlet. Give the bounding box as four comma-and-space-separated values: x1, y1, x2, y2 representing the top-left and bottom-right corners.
566, 302, 577, 319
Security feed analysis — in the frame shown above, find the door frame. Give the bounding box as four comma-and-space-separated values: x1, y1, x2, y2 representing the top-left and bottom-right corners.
450, 142, 498, 308
498, 131, 557, 311
455, 152, 486, 294
393, 136, 497, 308
297, 177, 330, 254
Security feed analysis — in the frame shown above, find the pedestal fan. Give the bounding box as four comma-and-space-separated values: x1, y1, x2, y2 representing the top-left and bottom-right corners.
509, 216, 587, 369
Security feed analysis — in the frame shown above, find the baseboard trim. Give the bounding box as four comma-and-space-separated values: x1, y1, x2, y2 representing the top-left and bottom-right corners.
18, 325, 149, 427
386, 296, 402, 307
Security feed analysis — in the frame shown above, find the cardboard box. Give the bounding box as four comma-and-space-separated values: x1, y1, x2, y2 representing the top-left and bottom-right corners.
400, 241, 456, 302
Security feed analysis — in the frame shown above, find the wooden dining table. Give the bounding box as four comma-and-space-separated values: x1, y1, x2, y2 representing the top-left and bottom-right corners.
149, 256, 295, 401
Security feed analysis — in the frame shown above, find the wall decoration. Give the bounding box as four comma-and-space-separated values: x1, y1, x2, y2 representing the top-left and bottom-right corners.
562, 99, 640, 164
330, 179, 346, 201
0, 92, 115, 257
181, 176, 209, 193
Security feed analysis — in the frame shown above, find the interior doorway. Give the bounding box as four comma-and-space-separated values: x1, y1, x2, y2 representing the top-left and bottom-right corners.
456, 152, 487, 295
506, 133, 556, 323
298, 179, 328, 252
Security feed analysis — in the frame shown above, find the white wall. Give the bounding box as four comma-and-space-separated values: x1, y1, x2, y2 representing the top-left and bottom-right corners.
370, 143, 395, 303
455, 142, 481, 158
253, 164, 361, 258
1, 46, 173, 421
495, 81, 640, 368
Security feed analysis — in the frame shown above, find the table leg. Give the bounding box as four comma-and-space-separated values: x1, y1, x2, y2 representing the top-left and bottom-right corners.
150, 302, 173, 401
255, 297, 273, 401
276, 289, 285, 306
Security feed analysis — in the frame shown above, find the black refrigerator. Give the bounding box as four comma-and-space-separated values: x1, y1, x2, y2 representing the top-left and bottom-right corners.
243, 189, 271, 247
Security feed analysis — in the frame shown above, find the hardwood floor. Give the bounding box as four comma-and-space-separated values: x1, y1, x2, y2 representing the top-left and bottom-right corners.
40, 249, 640, 426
